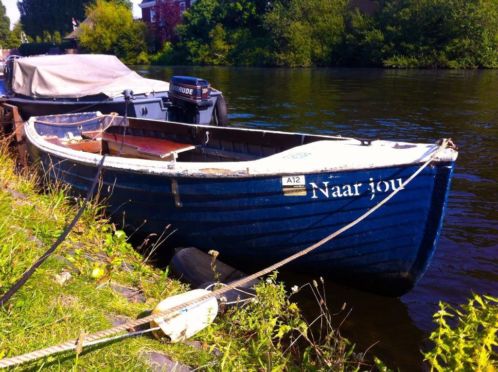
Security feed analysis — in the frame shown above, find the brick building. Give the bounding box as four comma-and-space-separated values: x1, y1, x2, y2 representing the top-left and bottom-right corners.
140, 0, 194, 24
140, 0, 195, 43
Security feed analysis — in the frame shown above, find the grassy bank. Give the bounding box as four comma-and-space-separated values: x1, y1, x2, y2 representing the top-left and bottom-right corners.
0, 143, 368, 370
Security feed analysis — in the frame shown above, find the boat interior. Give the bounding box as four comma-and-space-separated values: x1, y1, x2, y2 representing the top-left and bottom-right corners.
34, 113, 348, 163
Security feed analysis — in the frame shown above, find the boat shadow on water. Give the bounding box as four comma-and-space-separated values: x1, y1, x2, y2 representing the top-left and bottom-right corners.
278, 271, 427, 372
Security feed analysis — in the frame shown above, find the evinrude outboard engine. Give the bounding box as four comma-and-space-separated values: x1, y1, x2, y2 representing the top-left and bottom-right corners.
168, 76, 228, 126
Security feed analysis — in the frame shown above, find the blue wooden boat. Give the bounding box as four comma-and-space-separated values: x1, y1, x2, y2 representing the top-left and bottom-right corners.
3, 54, 228, 125
23, 112, 458, 295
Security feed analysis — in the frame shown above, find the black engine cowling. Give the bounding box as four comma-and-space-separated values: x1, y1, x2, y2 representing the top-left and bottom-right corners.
169, 76, 211, 105
168, 76, 228, 126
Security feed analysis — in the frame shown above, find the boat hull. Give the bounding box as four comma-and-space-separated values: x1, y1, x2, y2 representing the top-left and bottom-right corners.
28, 143, 455, 296
5, 95, 169, 121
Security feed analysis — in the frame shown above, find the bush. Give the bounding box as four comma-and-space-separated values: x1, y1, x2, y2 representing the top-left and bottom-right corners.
202, 274, 371, 370
150, 42, 175, 65
423, 294, 498, 371
18, 41, 74, 56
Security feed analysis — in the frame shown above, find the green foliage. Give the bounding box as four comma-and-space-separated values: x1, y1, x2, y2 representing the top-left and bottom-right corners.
5, 22, 23, 49
208, 24, 230, 64
377, 0, 498, 68
423, 294, 498, 371
53, 31, 62, 44
42, 30, 52, 42
0, 0, 10, 47
18, 40, 73, 56
79, 0, 148, 64
202, 275, 369, 370
264, 0, 348, 66
176, 0, 348, 66
176, 0, 271, 65
203, 275, 295, 369
150, 41, 176, 65
177, 0, 220, 42
0, 142, 193, 369
18, 0, 93, 39
0, 15, 26, 49
166, 0, 498, 68
113, 0, 132, 8
175, 0, 223, 65
340, 9, 385, 67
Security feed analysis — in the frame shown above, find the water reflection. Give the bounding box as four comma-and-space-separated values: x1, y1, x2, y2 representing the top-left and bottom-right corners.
281, 272, 425, 372
138, 66, 498, 368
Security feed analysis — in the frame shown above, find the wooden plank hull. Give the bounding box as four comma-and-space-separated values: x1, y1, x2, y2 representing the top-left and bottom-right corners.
29, 150, 453, 296
24, 113, 457, 295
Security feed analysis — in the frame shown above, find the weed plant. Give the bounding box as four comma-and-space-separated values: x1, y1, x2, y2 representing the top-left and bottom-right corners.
423, 294, 497, 371
201, 275, 370, 370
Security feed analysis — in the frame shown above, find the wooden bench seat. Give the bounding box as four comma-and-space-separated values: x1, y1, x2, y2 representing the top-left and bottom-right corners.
43, 135, 102, 153
82, 131, 196, 160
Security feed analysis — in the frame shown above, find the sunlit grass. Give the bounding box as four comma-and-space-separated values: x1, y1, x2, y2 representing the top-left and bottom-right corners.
0, 143, 193, 370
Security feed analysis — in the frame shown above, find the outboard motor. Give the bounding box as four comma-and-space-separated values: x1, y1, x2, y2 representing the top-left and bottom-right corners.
168, 76, 228, 126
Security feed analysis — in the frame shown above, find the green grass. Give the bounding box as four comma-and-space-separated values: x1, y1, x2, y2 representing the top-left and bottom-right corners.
0, 142, 370, 371
0, 144, 195, 370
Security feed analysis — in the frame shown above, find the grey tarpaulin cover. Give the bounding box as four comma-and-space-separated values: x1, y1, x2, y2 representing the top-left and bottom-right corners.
12, 54, 170, 98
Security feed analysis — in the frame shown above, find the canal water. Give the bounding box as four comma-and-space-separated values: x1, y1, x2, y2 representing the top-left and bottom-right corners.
135, 66, 498, 370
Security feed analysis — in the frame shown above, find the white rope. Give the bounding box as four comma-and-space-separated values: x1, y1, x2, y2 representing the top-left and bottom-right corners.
82, 326, 161, 348
0, 139, 452, 368
203, 282, 256, 305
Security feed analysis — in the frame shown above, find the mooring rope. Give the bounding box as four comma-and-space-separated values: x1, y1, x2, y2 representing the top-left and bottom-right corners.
0, 155, 107, 308
0, 139, 453, 368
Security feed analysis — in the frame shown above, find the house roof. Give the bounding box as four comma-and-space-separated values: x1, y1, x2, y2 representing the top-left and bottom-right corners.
140, 0, 156, 8
64, 18, 93, 40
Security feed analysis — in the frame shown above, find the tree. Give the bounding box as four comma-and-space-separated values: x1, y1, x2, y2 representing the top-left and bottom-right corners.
264, 0, 348, 66
340, 9, 385, 67
221, 0, 272, 65
79, 0, 149, 64
377, 0, 498, 68
6, 22, 24, 49
177, 0, 221, 44
176, 0, 272, 65
17, 0, 93, 39
0, 0, 10, 47
113, 0, 132, 8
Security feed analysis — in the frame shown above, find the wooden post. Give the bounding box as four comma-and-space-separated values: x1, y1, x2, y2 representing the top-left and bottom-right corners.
0, 101, 13, 135
0, 103, 28, 166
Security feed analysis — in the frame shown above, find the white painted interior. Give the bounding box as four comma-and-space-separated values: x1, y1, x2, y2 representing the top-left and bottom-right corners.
25, 117, 458, 178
